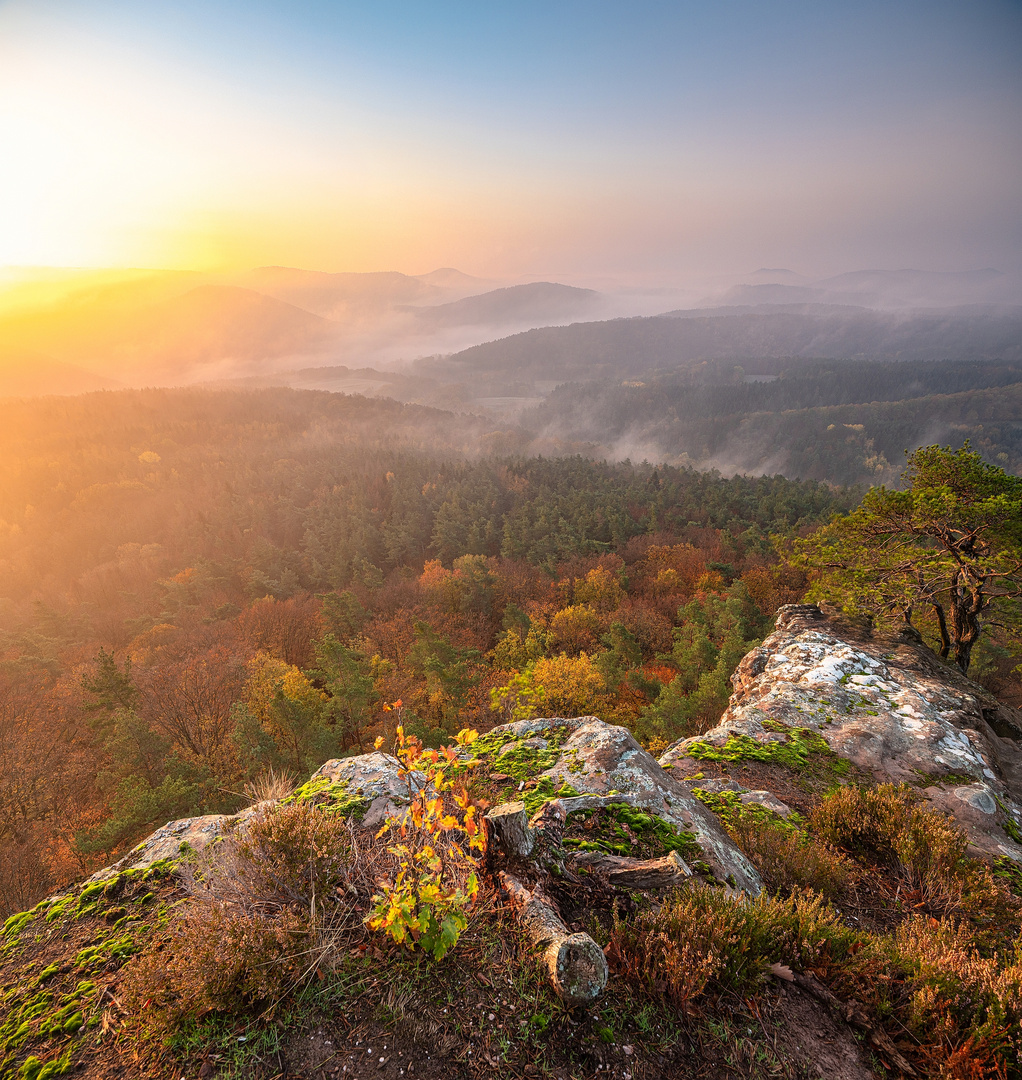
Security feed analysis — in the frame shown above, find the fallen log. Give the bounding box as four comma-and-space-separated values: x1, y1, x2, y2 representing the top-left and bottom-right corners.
571, 848, 691, 889
498, 870, 608, 1008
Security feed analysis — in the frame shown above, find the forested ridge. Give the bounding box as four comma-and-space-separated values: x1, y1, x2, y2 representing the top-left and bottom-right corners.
0, 386, 850, 915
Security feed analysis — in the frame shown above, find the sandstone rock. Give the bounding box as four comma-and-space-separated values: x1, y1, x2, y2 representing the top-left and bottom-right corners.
521, 715, 762, 894
80, 803, 267, 886
660, 604, 1022, 861
80, 715, 762, 897
309, 750, 424, 830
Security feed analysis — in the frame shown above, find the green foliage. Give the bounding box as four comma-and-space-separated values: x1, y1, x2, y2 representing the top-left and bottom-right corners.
407, 623, 482, 730
790, 443, 1022, 672
489, 671, 547, 722
642, 583, 765, 739
80, 649, 137, 716
319, 590, 367, 642
594, 622, 642, 687
75, 769, 212, 856
307, 633, 377, 751
367, 728, 485, 961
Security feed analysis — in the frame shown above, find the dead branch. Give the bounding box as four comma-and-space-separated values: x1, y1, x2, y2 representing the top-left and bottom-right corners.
498, 870, 608, 1008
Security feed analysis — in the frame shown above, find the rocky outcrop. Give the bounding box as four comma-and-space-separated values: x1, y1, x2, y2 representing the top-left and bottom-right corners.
95, 716, 761, 895
507, 715, 761, 893
660, 604, 1022, 861
79, 803, 268, 887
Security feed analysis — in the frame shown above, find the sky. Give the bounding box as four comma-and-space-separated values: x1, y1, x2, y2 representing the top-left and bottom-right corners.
0, 0, 1020, 282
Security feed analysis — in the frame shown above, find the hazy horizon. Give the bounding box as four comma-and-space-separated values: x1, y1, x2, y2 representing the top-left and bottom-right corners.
0, 0, 1019, 281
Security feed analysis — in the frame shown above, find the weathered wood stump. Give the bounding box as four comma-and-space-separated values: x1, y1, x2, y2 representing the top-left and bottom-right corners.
571, 848, 691, 889
487, 801, 534, 859
498, 871, 608, 1008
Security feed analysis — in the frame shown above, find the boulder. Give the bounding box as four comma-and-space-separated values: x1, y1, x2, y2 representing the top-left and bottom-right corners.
526, 715, 761, 893
309, 750, 424, 830
79, 804, 267, 886
660, 604, 1022, 861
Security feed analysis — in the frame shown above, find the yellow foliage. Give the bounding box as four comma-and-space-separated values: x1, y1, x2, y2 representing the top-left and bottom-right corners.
367, 726, 484, 960
530, 652, 607, 716
244, 652, 326, 726
548, 603, 604, 654
571, 566, 625, 611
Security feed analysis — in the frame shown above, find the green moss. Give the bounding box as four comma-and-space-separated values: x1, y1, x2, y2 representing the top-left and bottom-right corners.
34, 966, 59, 986
563, 801, 701, 862
38, 1003, 83, 1039
284, 777, 369, 820
686, 722, 849, 780
692, 789, 801, 832
470, 725, 571, 780
521, 778, 580, 817
76, 882, 105, 905
915, 770, 977, 788
0, 991, 54, 1056
1, 899, 51, 945
992, 856, 1022, 897
43, 898, 72, 923
74, 934, 136, 974
16, 1046, 72, 1079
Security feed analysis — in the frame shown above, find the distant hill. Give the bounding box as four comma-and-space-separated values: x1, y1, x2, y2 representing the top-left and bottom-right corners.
0, 284, 336, 384
235, 267, 444, 319
0, 350, 117, 398
414, 267, 495, 292
409, 282, 599, 328
514, 359, 1022, 485
715, 268, 1017, 309
426, 305, 1022, 385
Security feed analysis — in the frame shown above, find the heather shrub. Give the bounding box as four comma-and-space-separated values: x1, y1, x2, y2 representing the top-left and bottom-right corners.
183, 799, 365, 919
123, 799, 376, 1032
607, 884, 869, 1004
724, 809, 852, 900
120, 903, 310, 1027
894, 916, 1022, 1075
810, 784, 1020, 933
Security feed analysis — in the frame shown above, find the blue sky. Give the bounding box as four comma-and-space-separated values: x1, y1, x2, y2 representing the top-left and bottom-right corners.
0, 0, 1019, 278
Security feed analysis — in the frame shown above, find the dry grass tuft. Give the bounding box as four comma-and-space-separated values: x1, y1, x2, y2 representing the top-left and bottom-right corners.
243, 766, 297, 804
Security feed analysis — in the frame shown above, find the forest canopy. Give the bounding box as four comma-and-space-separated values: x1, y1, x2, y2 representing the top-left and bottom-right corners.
0, 386, 850, 916
1, 387, 1019, 924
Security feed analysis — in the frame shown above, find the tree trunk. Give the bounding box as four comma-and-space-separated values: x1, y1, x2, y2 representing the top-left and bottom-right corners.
498, 871, 608, 1008
486, 801, 534, 859
931, 602, 951, 660
571, 848, 692, 889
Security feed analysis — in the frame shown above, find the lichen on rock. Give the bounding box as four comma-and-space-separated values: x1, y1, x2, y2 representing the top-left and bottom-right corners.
660, 604, 1022, 862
